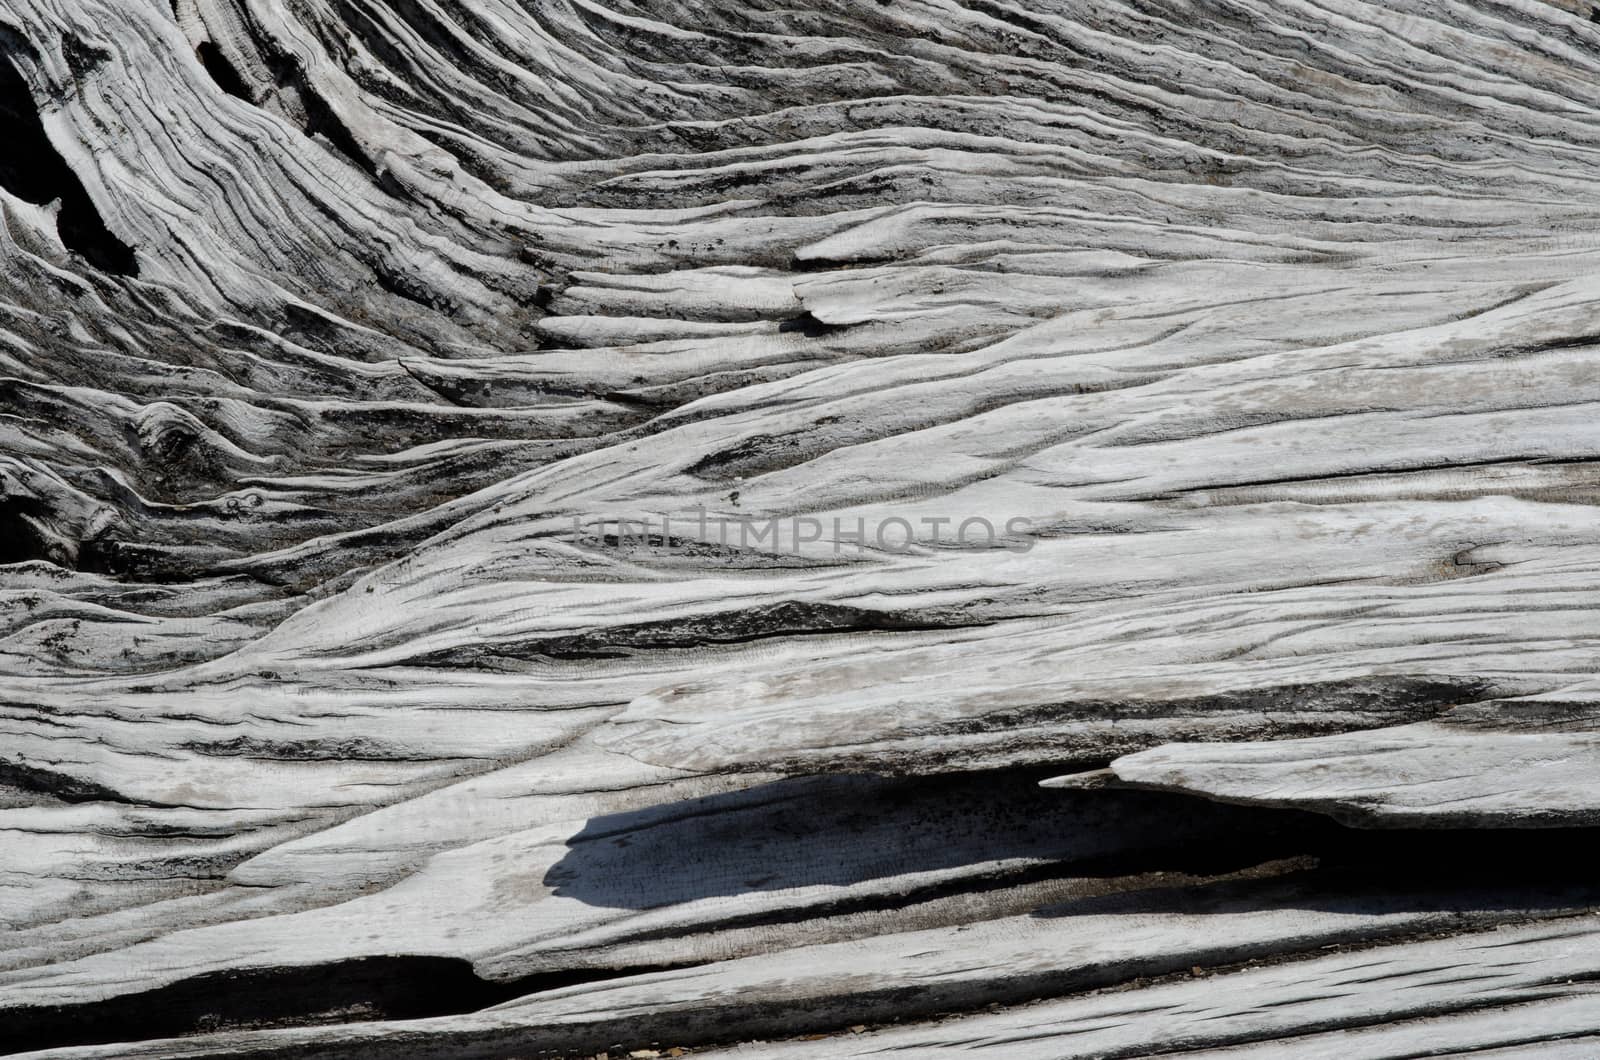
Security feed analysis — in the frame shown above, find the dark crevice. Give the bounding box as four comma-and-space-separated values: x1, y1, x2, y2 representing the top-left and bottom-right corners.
599, 389, 670, 409
1151, 454, 1600, 498
301, 83, 376, 176
0, 492, 55, 565
684, 431, 802, 478
265, 51, 376, 176
196, 41, 252, 102
406, 600, 982, 666
0, 758, 139, 805
777, 310, 853, 337
932, 676, 1496, 735
371, 261, 451, 312
178, 735, 447, 761
812, 675, 1507, 776
60, 36, 110, 79
0, 956, 694, 1056
790, 254, 890, 272
75, 536, 235, 583
0, 37, 138, 275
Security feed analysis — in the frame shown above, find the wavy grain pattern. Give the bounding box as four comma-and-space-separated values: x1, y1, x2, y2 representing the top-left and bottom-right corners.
6, 0, 1600, 1055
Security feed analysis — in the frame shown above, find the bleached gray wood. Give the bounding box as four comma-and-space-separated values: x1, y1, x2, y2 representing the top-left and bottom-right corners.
7, 0, 1600, 1054
697, 916, 1600, 1058
1062, 698, 1600, 827
11, 881, 1600, 1059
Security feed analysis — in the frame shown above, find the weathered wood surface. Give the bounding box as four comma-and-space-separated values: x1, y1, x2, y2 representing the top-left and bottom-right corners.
698, 916, 1600, 1058
7, 0, 1600, 1054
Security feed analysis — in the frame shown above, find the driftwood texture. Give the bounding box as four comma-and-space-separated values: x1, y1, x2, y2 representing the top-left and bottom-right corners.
6, 0, 1600, 1055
